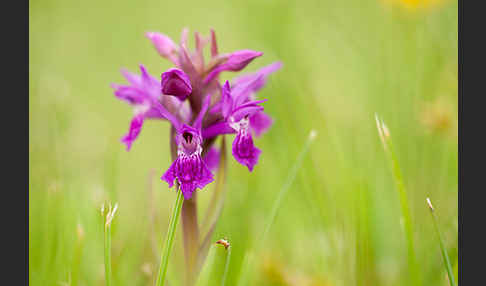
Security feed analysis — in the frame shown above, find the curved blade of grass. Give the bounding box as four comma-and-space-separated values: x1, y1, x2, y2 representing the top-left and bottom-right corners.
375, 114, 420, 286
237, 130, 317, 286
155, 190, 184, 286
103, 203, 118, 286
197, 136, 228, 272
220, 245, 231, 286
426, 198, 456, 286
195, 245, 217, 286
72, 223, 85, 286
104, 223, 112, 286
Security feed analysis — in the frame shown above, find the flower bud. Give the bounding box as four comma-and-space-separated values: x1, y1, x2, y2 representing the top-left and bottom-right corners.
161, 68, 192, 100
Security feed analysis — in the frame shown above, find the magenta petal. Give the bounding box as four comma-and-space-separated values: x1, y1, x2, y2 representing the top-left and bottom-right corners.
231, 100, 266, 122
161, 154, 214, 200
114, 65, 161, 104
121, 114, 145, 151
194, 95, 211, 130
145, 32, 179, 64
204, 50, 263, 83
210, 29, 218, 57
209, 101, 222, 114
161, 68, 192, 100
161, 160, 177, 188
151, 100, 182, 131
232, 130, 261, 171
113, 85, 145, 104
233, 61, 283, 91
121, 68, 142, 86
232, 75, 265, 107
203, 147, 220, 171
202, 122, 235, 139
250, 111, 273, 137
223, 50, 263, 71
231, 61, 283, 104
194, 161, 214, 191
221, 81, 233, 118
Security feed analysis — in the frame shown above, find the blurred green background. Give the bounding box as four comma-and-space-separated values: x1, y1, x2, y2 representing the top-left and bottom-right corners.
29, 0, 457, 285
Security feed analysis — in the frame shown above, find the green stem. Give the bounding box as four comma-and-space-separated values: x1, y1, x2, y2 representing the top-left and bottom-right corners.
181, 195, 199, 286
427, 199, 456, 286
155, 190, 184, 286
221, 246, 231, 286
386, 139, 420, 286
104, 223, 112, 286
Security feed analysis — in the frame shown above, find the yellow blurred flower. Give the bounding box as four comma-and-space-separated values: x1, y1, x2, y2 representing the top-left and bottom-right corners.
261, 252, 331, 286
419, 96, 457, 139
381, 0, 451, 11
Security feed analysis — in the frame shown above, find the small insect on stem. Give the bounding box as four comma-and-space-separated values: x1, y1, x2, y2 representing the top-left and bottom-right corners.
215, 238, 230, 250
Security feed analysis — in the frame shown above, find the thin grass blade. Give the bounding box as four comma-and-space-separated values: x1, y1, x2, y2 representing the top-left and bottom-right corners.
103, 202, 118, 286
427, 198, 456, 286
375, 114, 420, 286
237, 130, 317, 286
197, 136, 228, 272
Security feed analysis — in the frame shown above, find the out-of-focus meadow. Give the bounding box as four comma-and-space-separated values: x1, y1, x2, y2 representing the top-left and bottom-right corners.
29, 0, 458, 285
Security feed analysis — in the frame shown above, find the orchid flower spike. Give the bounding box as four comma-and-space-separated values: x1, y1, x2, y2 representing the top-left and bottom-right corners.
113, 28, 282, 196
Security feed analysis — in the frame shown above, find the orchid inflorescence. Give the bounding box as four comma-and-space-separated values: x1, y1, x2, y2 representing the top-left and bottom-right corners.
112, 28, 281, 200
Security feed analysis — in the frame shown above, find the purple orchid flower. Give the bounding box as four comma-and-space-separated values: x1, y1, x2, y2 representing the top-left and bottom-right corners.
113, 28, 281, 197
160, 95, 214, 199
203, 81, 266, 171
231, 61, 282, 136
112, 29, 283, 286
207, 62, 282, 137
112, 64, 184, 150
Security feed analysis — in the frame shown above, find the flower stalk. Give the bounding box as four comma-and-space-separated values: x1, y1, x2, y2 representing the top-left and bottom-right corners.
155, 189, 184, 286
181, 195, 200, 285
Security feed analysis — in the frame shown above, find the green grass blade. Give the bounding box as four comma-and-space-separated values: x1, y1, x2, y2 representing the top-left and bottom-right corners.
195, 245, 217, 286
261, 130, 317, 243
427, 198, 456, 286
155, 190, 184, 286
237, 130, 317, 286
197, 137, 228, 272
104, 223, 112, 286
375, 114, 420, 286
220, 244, 231, 286
103, 203, 118, 286
71, 223, 85, 286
